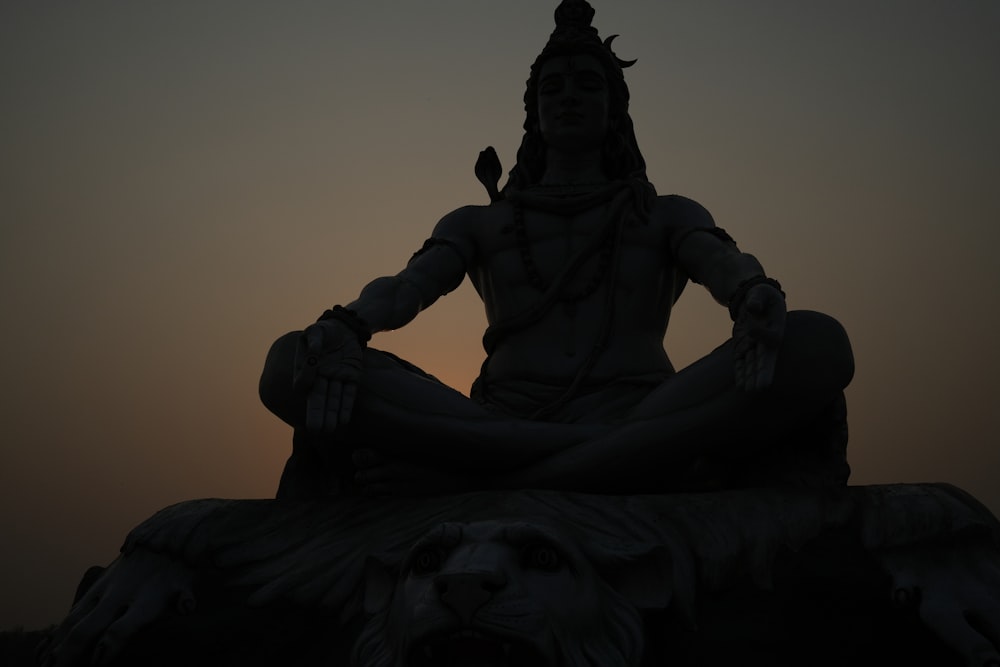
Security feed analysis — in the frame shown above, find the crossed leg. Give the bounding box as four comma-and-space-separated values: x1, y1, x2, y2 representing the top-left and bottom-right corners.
500, 310, 854, 492
259, 333, 614, 497
260, 310, 853, 497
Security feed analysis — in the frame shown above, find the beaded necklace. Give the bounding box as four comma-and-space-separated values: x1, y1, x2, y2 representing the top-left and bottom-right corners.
482, 181, 636, 419
512, 196, 614, 303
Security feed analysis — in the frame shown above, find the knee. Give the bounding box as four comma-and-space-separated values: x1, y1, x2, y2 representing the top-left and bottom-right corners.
259, 331, 303, 421
780, 311, 854, 392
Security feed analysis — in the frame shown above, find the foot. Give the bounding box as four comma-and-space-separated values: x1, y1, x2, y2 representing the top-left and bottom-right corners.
352, 448, 484, 496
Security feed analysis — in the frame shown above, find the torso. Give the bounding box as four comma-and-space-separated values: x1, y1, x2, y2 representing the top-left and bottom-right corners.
456, 192, 696, 385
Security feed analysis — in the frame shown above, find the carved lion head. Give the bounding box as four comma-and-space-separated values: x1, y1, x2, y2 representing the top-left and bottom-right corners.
352, 518, 671, 667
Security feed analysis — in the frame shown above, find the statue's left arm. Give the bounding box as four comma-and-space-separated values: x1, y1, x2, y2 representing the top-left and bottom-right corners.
659, 195, 787, 392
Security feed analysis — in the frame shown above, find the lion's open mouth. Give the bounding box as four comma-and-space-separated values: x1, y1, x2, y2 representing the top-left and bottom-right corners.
409, 629, 549, 667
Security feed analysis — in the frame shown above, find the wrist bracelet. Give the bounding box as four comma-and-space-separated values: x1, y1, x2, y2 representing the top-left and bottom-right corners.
727, 276, 784, 321
317, 305, 372, 343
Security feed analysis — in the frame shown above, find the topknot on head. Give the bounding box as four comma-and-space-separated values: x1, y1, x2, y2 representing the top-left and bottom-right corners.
553, 0, 597, 34
545, 0, 636, 70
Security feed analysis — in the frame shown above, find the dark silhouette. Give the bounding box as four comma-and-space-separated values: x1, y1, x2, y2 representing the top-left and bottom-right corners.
36, 3, 1000, 666
39, 485, 1000, 666
259, 0, 853, 499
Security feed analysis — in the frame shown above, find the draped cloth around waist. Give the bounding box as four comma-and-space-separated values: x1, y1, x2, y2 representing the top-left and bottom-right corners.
471, 371, 673, 424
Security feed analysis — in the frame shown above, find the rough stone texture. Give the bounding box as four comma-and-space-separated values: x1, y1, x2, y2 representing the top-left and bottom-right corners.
42, 483, 1000, 666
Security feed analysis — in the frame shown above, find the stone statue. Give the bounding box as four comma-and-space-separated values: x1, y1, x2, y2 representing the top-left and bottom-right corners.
38, 485, 1000, 665
355, 517, 652, 666
35, 2, 1000, 666
258, 0, 854, 499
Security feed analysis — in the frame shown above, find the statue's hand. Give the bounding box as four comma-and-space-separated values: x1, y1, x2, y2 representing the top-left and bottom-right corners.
40, 550, 196, 667
294, 319, 364, 435
732, 283, 786, 392
879, 542, 1000, 667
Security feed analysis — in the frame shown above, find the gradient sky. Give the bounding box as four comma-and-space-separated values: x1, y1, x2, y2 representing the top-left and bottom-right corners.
2, 1, 998, 630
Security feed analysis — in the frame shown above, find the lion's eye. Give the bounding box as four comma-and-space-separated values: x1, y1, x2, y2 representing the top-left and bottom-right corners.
523, 543, 561, 571
411, 548, 442, 575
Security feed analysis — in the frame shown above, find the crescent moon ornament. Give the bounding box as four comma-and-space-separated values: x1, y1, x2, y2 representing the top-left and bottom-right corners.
604, 35, 638, 68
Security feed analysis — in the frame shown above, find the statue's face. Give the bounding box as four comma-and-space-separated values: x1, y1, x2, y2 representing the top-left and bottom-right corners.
536, 53, 610, 153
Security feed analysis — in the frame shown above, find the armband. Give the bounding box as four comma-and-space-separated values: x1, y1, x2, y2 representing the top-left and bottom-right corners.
409, 237, 469, 271
407, 237, 469, 296
317, 305, 372, 343
727, 276, 785, 321
671, 226, 736, 257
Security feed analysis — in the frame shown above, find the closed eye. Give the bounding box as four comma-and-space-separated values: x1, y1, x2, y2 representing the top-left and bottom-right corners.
539, 76, 564, 94
574, 72, 606, 91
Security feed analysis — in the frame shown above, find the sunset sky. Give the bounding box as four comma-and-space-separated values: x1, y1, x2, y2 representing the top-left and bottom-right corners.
2, 1, 998, 630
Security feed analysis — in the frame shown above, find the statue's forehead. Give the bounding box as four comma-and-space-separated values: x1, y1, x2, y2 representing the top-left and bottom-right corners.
539, 53, 606, 79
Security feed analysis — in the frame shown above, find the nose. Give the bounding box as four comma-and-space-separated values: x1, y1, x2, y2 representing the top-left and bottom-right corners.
433, 571, 507, 626
560, 88, 580, 106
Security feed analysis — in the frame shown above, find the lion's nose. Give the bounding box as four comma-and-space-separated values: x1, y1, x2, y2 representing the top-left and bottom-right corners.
434, 571, 507, 626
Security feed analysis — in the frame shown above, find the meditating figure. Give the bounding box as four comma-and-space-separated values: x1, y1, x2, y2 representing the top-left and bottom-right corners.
259, 0, 854, 499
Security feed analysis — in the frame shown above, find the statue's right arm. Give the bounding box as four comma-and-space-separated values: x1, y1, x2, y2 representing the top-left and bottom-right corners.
296, 208, 477, 434
345, 206, 477, 333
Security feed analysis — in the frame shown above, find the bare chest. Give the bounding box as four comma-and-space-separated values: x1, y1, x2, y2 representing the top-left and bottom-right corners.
471, 203, 670, 306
